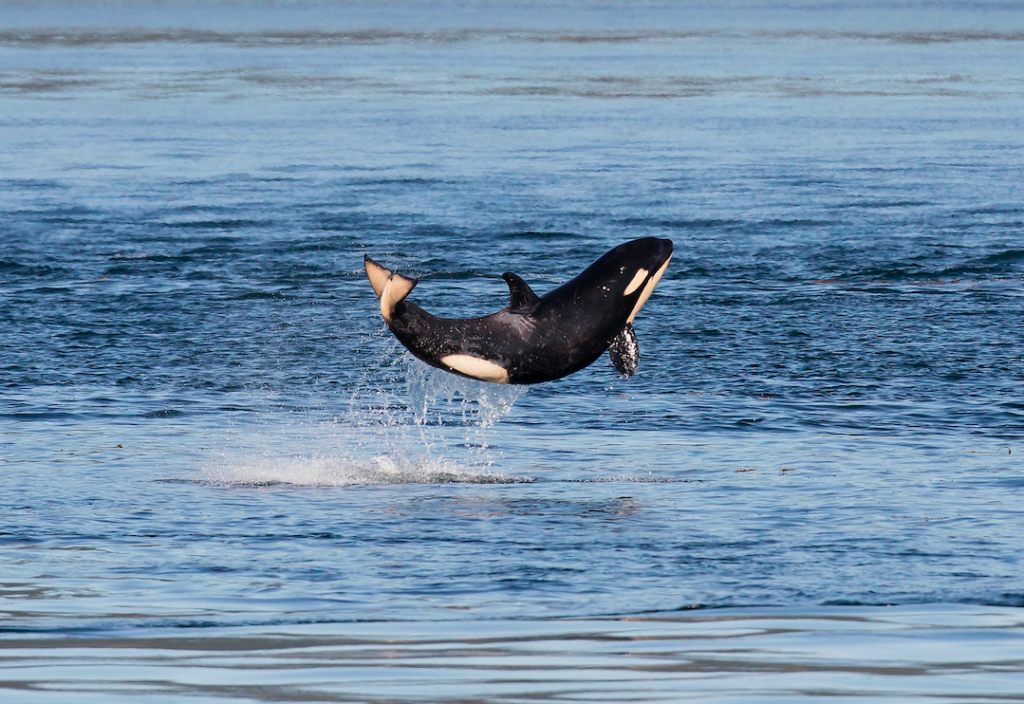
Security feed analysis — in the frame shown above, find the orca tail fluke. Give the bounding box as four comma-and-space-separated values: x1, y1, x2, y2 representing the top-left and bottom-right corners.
364, 255, 417, 323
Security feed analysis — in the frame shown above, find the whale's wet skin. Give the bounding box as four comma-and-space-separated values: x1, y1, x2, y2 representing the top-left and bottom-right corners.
366, 237, 673, 384
3, 1, 1024, 702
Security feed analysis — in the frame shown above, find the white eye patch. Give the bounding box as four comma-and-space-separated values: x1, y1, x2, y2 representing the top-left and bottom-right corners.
624, 268, 648, 295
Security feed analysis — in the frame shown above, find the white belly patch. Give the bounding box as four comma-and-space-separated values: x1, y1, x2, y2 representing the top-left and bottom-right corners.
441, 354, 510, 384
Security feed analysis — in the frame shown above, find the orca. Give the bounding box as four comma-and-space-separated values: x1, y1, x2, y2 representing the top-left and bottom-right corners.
364, 237, 673, 384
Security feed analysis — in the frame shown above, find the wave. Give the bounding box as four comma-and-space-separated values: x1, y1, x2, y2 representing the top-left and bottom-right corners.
2, 28, 1023, 48
163, 219, 271, 231
501, 231, 586, 241
980, 248, 1024, 265
3, 68, 1009, 101
850, 248, 1024, 281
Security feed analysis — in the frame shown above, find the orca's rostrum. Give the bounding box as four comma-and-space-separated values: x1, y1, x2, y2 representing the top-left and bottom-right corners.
364, 237, 673, 384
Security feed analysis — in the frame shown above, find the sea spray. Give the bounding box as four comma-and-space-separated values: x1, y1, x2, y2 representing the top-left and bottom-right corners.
405, 356, 528, 429
203, 350, 530, 486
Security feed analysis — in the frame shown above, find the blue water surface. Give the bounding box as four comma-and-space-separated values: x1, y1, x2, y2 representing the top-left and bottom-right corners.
1, 1, 1024, 700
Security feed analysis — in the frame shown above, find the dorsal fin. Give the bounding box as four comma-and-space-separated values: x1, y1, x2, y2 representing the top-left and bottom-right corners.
501, 272, 540, 312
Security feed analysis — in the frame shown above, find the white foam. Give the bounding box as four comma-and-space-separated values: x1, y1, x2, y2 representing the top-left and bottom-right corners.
205, 453, 529, 487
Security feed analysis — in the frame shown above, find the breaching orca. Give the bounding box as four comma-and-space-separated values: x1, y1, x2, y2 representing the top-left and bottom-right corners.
364, 237, 673, 384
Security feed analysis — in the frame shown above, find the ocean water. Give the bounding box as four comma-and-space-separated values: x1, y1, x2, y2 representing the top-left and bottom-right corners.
2, 1, 1024, 700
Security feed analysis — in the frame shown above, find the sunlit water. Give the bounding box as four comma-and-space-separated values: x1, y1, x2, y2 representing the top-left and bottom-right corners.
2, 1, 1024, 701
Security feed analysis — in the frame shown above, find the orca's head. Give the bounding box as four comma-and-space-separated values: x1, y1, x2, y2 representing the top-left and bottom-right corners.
583, 237, 673, 322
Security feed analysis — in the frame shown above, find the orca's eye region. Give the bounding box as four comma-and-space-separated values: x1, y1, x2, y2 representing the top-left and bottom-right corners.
624, 269, 649, 296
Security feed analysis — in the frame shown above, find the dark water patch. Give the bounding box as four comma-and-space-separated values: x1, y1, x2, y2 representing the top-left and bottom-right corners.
179, 243, 246, 259
501, 230, 585, 241
852, 257, 1024, 281
969, 594, 1024, 608
0, 71, 104, 95
37, 216, 99, 227
834, 200, 933, 210
962, 204, 1024, 216
65, 163, 146, 172
420, 472, 533, 485
565, 476, 698, 484
935, 250, 1024, 277
6, 205, 98, 217
980, 248, 1024, 265
311, 215, 395, 233
105, 263, 154, 276
756, 218, 829, 228
402, 266, 472, 282
161, 219, 270, 231
0, 260, 66, 278
271, 163, 396, 175
282, 236, 360, 253
616, 217, 744, 230
347, 177, 448, 188
673, 265, 713, 277
108, 252, 185, 263
239, 72, 366, 90
782, 177, 844, 188
251, 175, 302, 183
153, 204, 247, 216
140, 409, 187, 419
230, 290, 292, 301
4, 28, 1024, 48
0, 28, 683, 49
16, 285, 73, 295
406, 224, 465, 240
820, 599, 902, 607
0, 178, 65, 191
0, 28, 452, 48
856, 30, 1024, 45
664, 75, 763, 88
4, 411, 86, 421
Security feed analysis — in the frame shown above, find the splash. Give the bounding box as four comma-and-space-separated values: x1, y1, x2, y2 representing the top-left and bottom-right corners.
204, 453, 530, 487
201, 352, 530, 487
405, 357, 528, 428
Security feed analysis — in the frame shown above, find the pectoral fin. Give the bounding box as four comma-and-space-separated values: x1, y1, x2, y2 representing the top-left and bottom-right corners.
608, 323, 639, 377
